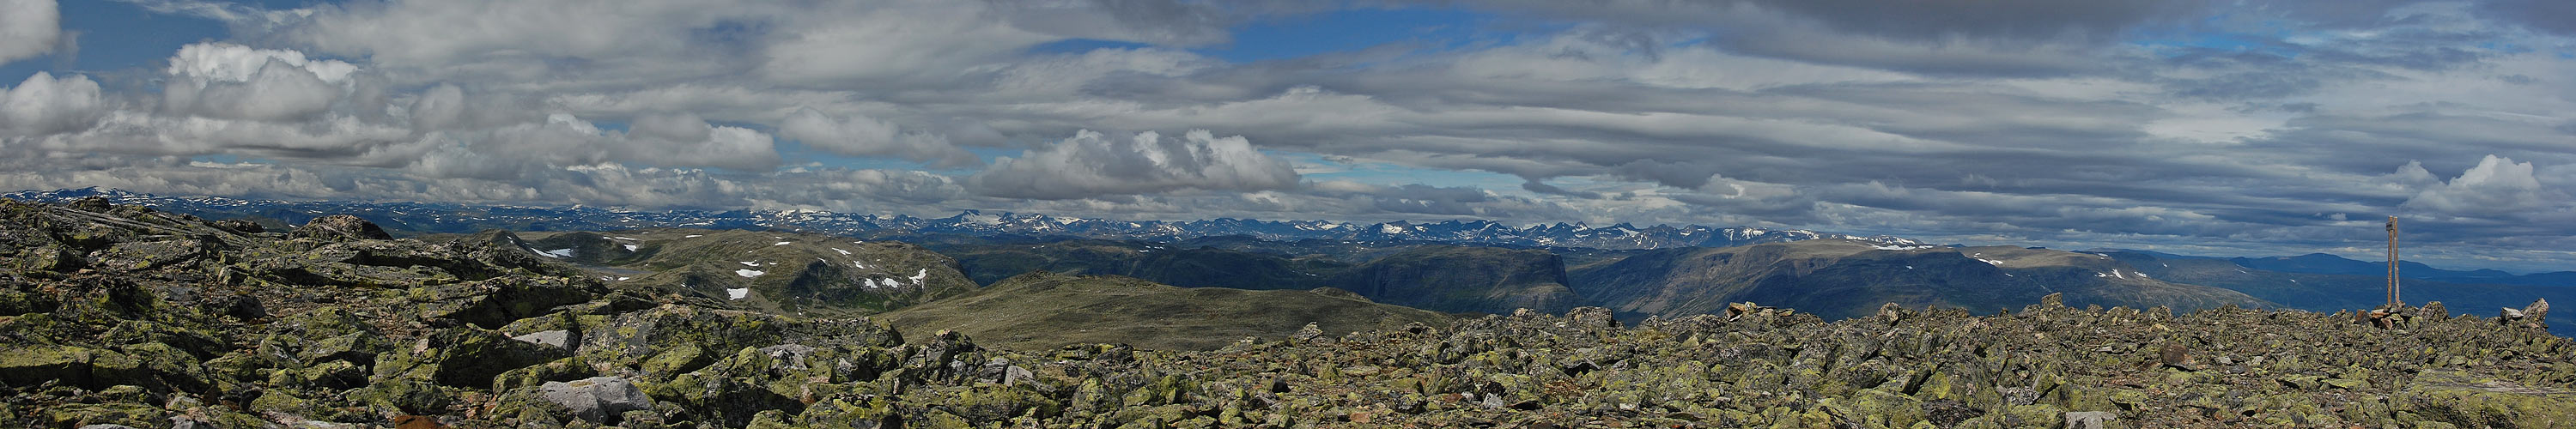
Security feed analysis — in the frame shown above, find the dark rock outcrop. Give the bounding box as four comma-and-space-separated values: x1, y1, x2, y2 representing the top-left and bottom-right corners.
292, 214, 392, 241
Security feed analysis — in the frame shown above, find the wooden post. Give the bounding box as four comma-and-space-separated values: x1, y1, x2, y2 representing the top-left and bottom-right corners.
2386, 216, 2402, 308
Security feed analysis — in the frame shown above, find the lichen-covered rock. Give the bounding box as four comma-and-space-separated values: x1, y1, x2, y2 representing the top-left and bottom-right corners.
2501, 299, 2549, 329
2063, 410, 2117, 429
375, 325, 571, 388
2401, 371, 2576, 428
291, 214, 392, 242
540, 376, 654, 424
417, 276, 605, 329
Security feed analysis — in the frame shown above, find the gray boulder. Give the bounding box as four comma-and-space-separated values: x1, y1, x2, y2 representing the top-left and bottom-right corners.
540, 376, 654, 424
512, 329, 575, 350
2063, 411, 2117, 429
2501, 299, 2546, 329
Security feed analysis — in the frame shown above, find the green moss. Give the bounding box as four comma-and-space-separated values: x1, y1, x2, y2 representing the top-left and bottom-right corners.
351, 378, 456, 415
0, 345, 94, 387
37, 403, 164, 429
2402, 371, 2576, 428
493, 356, 596, 391
641, 345, 711, 380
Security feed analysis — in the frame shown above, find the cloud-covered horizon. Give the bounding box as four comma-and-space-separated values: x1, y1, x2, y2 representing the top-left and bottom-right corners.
0, 0, 2571, 272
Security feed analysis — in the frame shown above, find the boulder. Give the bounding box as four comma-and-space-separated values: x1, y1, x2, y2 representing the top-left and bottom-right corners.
375, 326, 570, 388
1566, 306, 1618, 330
292, 214, 392, 241
2500, 299, 2548, 329
417, 276, 602, 329
210, 219, 264, 234
0, 346, 146, 389
511, 329, 575, 350
539, 377, 654, 424
1291, 323, 1325, 342
2063, 410, 2117, 429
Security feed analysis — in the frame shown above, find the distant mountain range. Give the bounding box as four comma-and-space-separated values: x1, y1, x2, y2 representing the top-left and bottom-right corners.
3, 187, 1925, 251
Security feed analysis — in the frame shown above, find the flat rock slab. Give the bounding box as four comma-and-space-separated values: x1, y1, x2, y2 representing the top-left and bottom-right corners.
540, 376, 653, 424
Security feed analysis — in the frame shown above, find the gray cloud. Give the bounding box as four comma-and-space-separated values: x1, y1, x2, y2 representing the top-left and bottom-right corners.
1437, 0, 2202, 42
2476, 0, 2576, 35
777, 108, 980, 168
969, 130, 1300, 199
4, 0, 2569, 272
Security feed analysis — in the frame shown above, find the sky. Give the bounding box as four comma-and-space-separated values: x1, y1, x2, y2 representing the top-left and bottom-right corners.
0, 0, 2571, 272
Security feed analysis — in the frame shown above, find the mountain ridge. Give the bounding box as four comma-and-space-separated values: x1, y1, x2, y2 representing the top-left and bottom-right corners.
3, 187, 1926, 251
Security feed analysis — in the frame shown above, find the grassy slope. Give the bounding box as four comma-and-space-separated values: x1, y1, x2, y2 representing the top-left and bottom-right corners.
938, 239, 1340, 289
1323, 245, 1581, 315
878, 272, 1454, 351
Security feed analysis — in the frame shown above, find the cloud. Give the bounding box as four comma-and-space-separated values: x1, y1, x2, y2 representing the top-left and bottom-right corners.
969, 130, 1299, 199
160, 43, 362, 122
466, 113, 782, 173
0, 72, 104, 136
18, 0, 2573, 273
0, 0, 58, 64
2476, 0, 2576, 35
2404, 154, 2568, 215
1520, 179, 1602, 200
1444, 0, 2202, 42
777, 108, 979, 167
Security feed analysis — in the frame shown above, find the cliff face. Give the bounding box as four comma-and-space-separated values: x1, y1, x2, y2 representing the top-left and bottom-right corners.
4, 197, 2573, 429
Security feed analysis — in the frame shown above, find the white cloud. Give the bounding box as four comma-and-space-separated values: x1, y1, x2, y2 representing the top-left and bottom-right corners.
0, 72, 104, 136
469, 113, 781, 172
969, 130, 1299, 199
160, 43, 362, 122
2404, 154, 2568, 214
777, 107, 977, 167
166, 42, 358, 82
0, 0, 58, 64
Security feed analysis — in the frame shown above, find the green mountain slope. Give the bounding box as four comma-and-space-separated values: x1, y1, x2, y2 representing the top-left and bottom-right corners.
1569, 240, 2270, 320
939, 239, 1342, 289
878, 272, 1453, 351
1323, 245, 1582, 315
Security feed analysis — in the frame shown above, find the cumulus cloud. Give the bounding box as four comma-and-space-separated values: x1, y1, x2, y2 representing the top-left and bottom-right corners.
160, 43, 362, 121
969, 130, 1299, 199
2404, 154, 2568, 215
0, 0, 58, 64
0, 72, 104, 136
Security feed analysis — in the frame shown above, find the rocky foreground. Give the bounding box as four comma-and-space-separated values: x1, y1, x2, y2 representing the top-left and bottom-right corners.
3, 198, 2574, 428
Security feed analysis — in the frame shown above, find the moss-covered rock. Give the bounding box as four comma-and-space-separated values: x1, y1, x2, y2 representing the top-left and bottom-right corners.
2401, 371, 2576, 428
374, 325, 570, 388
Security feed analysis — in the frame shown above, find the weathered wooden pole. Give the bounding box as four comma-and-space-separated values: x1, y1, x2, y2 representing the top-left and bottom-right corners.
2386, 216, 2401, 308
